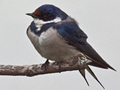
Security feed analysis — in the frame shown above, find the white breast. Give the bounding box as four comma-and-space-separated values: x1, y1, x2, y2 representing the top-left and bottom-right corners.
27, 27, 81, 62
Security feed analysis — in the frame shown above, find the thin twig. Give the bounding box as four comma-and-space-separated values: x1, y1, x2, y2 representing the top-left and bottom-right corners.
0, 56, 91, 77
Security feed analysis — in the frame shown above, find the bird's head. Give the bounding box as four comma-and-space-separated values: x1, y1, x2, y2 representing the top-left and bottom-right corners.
26, 4, 68, 28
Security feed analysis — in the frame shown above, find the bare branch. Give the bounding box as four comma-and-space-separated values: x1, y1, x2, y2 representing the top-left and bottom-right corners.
0, 55, 91, 77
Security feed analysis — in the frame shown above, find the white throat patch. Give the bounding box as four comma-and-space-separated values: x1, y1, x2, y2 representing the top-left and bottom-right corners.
33, 17, 62, 31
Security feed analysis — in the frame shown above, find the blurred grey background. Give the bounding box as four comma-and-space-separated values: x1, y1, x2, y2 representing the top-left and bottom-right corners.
0, 0, 120, 90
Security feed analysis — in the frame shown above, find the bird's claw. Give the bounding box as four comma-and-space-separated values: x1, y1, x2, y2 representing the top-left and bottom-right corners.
41, 59, 49, 72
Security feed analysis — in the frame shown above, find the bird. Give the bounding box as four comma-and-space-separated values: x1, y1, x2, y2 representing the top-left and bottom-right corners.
26, 4, 116, 88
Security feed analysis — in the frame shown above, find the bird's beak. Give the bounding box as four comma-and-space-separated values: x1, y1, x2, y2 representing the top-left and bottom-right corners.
26, 13, 38, 18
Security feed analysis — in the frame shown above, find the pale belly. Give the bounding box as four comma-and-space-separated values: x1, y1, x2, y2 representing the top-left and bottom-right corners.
27, 27, 81, 62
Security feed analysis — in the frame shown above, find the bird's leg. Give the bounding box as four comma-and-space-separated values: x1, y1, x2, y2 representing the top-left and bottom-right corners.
41, 59, 49, 72
57, 61, 63, 73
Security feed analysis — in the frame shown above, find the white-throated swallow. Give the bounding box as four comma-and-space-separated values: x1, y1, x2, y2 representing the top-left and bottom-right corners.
26, 4, 116, 88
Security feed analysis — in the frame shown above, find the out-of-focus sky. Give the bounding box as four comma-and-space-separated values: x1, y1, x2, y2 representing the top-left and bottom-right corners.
0, 0, 120, 90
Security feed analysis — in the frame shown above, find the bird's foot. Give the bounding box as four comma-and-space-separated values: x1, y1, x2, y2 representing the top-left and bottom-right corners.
56, 61, 63, 73
41, 59, 49, 72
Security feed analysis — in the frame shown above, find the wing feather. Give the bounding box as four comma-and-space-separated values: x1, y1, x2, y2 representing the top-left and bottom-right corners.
55, 22, 115, 71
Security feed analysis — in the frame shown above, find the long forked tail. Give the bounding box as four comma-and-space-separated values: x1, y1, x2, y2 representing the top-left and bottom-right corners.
79, 65, 105, 89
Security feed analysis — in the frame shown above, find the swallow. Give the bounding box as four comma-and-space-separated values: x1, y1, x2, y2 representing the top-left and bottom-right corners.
26, 4, 116, 88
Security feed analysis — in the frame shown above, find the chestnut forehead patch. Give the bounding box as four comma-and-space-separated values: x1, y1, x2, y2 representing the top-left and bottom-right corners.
33, 9, 41, 16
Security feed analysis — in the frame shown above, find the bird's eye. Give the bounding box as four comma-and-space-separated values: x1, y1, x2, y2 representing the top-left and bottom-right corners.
43, 15, 47, 19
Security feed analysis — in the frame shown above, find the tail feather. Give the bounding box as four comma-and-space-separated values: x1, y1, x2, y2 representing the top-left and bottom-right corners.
79, 69, 89, 86
86, 66, 105, 89
79, 65, 105, 89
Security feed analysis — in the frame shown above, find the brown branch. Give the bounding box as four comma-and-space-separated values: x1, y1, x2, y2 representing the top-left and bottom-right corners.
0, 55, 91, 77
